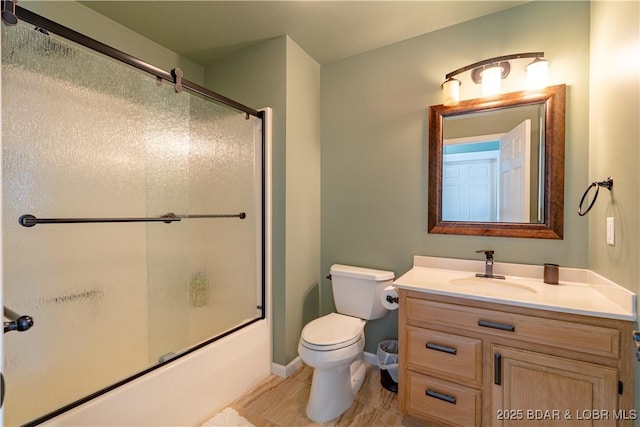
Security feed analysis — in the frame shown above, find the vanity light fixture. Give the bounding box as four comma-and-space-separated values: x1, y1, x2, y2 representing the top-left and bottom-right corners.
441, 52, 549, 106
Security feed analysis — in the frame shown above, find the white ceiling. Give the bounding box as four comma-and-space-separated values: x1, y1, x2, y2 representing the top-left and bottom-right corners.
79, 1, 528, 66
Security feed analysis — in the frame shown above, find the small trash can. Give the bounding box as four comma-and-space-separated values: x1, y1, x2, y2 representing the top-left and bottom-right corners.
377, 339, 398, 393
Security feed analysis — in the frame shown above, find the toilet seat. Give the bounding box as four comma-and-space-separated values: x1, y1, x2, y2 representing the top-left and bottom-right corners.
300, 313, 364, 351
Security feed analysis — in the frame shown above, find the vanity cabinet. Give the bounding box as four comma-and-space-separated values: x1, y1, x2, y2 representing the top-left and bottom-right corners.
397, 290, 635, 426
492, 345, 618, 424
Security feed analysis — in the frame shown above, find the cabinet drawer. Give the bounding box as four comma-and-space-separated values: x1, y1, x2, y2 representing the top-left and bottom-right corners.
407, 298, 620, 358
406, 371, 481, 427
407, 326, 482, 386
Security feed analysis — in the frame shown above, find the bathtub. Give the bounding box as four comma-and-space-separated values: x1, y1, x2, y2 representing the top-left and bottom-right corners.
44, 319, 271, 426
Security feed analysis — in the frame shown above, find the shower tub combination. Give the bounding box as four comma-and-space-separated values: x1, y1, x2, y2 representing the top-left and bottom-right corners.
1, 7, 271, 426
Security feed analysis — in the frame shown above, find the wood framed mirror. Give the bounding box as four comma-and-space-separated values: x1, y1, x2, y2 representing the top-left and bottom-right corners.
428, 84, 566, 239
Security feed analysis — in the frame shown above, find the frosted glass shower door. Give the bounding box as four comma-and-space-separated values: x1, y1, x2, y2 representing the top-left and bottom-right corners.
182, 96, 262, 346
2, 25, 155, 425
2, 23, 263, 426
145, 89, 263, 363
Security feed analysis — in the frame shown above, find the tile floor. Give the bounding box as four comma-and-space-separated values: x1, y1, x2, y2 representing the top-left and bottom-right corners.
229, 364, 427, 427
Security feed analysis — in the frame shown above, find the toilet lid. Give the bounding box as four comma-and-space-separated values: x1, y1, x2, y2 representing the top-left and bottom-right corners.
301, 313, 364, 348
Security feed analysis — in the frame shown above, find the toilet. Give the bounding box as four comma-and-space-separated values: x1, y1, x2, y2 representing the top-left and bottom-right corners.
298, 264, 394, 422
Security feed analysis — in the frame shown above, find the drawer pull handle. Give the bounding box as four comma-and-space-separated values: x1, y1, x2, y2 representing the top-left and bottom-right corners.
426, 342, 457, 355
426, 389, 457, 404
478, 319, 515, 332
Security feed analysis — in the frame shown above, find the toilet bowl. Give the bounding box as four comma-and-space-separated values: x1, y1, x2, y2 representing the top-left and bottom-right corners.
298, 313, 367, 422
298, 264, 394, 422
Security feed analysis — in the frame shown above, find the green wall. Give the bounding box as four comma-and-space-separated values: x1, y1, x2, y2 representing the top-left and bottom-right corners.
321, 1, 592, 353
588, 0, 640, 406
588, 1, 640, 296
284, 39, 322, 364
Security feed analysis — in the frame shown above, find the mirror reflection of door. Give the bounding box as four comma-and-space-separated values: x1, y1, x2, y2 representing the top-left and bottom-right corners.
442, 119, 531, 222
499, 119, 531, 222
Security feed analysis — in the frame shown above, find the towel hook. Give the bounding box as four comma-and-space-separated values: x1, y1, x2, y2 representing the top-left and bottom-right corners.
578, 177, 613, 216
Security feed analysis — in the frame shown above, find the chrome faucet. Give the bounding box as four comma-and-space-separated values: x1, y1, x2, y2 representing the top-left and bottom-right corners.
475, 249, 505, 279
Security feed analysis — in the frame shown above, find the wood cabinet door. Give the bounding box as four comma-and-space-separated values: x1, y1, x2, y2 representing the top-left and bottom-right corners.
491, 346, 619, 427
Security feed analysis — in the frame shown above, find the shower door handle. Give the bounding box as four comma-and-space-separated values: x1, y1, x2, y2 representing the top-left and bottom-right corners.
0, 372, 4, 408
0, 372, 6, 409
4, 306, 34, 334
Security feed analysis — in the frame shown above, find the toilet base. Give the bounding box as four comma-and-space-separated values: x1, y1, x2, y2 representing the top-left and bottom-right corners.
306, 355, 366, 422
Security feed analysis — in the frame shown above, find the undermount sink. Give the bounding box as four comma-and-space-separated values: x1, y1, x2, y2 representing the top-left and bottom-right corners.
449, 276, 538, 294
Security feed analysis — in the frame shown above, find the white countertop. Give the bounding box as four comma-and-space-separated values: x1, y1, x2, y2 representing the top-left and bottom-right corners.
393, 256, 636, 321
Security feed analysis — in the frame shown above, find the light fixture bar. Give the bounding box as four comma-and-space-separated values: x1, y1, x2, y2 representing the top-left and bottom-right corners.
444, 52, 544, 80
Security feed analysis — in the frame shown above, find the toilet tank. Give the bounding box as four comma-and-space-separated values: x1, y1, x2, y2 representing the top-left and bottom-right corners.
330, 264, 395, 320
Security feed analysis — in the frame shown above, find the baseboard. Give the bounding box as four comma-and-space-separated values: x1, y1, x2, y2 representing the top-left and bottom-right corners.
271, 356, 303, 378
272, 352, 378, 378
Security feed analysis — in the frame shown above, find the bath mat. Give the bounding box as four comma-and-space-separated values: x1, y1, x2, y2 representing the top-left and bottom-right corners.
201, 407, 255, 427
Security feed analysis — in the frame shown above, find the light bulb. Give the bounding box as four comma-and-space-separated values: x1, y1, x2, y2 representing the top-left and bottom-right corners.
481, 65, 502, 96
526, 58, 549, 90
442, 78, 461, 106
